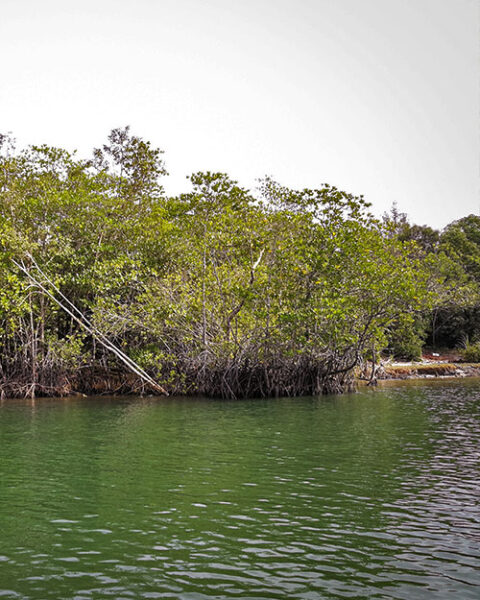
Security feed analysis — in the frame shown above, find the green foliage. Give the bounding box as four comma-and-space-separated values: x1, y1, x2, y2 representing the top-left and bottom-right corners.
461, 341, 480, 363
46, 333, 88, 368
440, 215, 480, 282
386, 315, 426, 361
0, 128, 446, 397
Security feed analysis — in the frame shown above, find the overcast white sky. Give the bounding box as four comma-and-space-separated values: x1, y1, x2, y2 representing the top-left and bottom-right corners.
1, 0, 478, 228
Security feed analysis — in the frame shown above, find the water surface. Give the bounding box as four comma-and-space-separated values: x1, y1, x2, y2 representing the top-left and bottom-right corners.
0, 380, 479, 598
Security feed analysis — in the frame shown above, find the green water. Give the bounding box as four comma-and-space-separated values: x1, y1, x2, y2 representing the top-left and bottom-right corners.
0, 380, 479, 599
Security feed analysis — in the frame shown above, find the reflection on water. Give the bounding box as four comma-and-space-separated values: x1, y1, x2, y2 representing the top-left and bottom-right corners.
0, 381, 479, 598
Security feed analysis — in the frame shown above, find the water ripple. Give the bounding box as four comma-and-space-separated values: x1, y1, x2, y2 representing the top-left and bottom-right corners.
0, 384, 479, 598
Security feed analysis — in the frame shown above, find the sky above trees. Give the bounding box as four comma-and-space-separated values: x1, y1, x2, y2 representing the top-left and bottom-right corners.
1, 0, 478, 228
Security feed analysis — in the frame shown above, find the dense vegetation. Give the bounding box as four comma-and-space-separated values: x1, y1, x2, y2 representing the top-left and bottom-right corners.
0, 128, 477, 398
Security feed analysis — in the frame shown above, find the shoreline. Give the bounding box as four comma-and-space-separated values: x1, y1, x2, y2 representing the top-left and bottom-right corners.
3, 360, 480, 401
358, 360, 480, 384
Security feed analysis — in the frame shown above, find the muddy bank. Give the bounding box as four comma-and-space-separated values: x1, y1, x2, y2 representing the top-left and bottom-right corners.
369, 361, 480, 381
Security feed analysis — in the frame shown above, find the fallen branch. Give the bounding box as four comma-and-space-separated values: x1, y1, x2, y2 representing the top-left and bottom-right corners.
13, 257, 168, 396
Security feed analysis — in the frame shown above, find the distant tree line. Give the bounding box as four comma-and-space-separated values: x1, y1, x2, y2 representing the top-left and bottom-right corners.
382, 203, 480, 358
0, 128, 477, 398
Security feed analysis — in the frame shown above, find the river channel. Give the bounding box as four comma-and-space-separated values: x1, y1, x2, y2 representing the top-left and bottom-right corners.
0, 379, 479, 598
